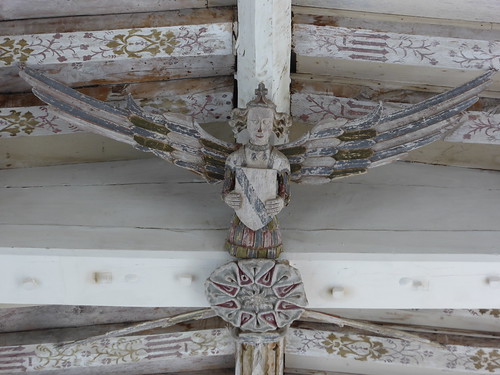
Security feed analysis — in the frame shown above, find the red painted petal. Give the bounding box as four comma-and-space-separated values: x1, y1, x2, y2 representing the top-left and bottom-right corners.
237, 264, 253, 286
211, 281, 239, 296
216, 300, 238, 309
260, 312, 278, 327
240, 312, 253, 326
257, 265, 275, 286
277, 301, 301, 310
275, 283, 300, 298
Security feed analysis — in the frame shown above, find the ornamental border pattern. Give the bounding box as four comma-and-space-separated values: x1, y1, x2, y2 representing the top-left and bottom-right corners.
0, 330, 232, 373
0, 23, 232, 67
287, 328, 500, 373
294, 24, 500, 71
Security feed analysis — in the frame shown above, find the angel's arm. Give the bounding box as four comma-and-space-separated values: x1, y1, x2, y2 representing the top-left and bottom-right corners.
265, 169, 290, 216
277, 170, 291, 205
222, 164, 242, 210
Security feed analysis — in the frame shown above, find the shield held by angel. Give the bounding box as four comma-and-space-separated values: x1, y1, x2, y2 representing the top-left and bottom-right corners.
20, 67, 494, 259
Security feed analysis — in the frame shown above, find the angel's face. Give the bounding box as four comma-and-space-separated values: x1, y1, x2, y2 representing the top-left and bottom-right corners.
247, 107, 274, 146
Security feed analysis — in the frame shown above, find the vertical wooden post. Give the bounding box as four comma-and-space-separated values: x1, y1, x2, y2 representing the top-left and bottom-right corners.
236, 0, 291, 115
234, 329, 286, 375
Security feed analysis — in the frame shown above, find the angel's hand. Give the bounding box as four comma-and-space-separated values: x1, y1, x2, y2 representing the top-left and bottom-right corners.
224, 192, 242, 210
265, 196, 285, 217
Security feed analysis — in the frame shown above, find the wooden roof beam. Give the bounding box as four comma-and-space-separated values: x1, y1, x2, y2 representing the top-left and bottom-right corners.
235, 0, 291, 116
1, 159, 499, 309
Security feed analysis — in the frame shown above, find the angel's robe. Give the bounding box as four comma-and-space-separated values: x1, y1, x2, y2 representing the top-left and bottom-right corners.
222, 145, 290, 258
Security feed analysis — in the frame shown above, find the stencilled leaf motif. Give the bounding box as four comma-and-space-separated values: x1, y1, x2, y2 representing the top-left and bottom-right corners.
322, 333, 341, 354
0, 38, 16, 66
161, 31, 179, 55
0, 110, 39, 137
470, 349, 500, 372
478, 309, 500, 318
0, 38, 35, 65
33, 338, 144, 370
322, 333, 389, 361
16, 40, 34, 62
106, 29, 179, 58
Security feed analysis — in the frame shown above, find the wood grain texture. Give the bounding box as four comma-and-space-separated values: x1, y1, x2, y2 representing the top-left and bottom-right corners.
292, 0, 500, 23
405, 141, 500, 171
0, 0, 220, 21
292, 74, 500, 100
0, 159, 499, 308
0, 8, 234, 35
313, 309, 500, 333
295, 58, 500, 94
1, 55, 235, 94
236, 0, 291, 114
0, 76, 234, 107
0, 305, 195, 333
235, 331, 285, 375
293, 10, 500, 42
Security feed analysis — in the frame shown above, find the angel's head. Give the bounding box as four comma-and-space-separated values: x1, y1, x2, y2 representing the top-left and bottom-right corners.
229, 83, 292, 145
247, 107, 274, 146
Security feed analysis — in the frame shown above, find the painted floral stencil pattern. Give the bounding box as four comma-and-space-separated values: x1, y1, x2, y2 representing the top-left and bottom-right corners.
294, 25, 500, 71
0, 330, 233, 373
288, 329, 500, 373
1, 24, 232, 66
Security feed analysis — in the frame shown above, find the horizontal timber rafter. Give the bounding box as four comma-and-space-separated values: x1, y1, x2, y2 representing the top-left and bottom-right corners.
0, 76, 234, 138
291, 76, 500, 146
0, 0, 236, 21
0, 7, 235, 35
0, 321, 498, 374
0, 159, 499, 308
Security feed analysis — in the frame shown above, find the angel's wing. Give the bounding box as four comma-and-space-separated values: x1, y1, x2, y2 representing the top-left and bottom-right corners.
19, 66, 237, 183
279, 70, 495, 184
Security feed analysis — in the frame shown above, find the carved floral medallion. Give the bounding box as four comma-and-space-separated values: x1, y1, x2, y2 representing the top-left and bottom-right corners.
205, 259, 308, 332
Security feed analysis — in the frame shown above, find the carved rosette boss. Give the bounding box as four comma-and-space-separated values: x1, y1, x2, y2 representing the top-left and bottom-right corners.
205, 259, 308, 332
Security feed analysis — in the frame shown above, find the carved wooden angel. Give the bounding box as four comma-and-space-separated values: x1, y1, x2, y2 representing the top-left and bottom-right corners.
20, 67, 494, 258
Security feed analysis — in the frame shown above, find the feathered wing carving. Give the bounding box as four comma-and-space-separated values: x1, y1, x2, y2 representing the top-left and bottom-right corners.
20, 67, 495, 185
19, 66, 237, 183
278, 70, 495, 184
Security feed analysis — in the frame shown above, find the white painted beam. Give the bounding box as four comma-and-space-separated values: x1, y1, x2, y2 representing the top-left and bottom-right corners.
236, 0, 291, 114
293, 24, 500, 72
0, 159, 499, 308
0, 22, 234, 93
